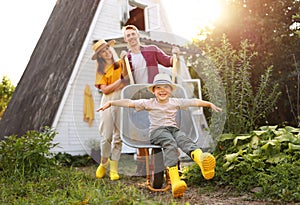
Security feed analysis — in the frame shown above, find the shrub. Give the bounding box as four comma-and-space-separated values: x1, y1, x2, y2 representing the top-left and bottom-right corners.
0, 127, 59, 180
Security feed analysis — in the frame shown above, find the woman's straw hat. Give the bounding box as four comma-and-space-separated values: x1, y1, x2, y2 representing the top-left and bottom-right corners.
91, 39, 115, 60
148, 73, 177, 92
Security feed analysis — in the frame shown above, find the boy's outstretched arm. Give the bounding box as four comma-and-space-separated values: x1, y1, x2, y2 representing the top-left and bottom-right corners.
96, 99, 135, 112
194, 99, 223, 113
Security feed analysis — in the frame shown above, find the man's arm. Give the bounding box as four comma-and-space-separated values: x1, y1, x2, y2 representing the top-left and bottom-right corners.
96, 99, 135, 112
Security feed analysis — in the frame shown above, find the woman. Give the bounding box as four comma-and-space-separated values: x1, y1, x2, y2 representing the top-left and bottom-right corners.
92, 39, 127, 180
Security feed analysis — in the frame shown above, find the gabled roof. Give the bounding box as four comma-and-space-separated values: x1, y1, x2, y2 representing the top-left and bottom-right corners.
0, 0, 101, 140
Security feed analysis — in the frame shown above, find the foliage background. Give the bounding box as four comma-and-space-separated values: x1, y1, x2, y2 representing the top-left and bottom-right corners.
0, 76, 15, 119
193, 0, 300, 127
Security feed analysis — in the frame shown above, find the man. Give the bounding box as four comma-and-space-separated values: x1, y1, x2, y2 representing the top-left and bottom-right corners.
122, 25, 180, 176
122, 25, 179, 84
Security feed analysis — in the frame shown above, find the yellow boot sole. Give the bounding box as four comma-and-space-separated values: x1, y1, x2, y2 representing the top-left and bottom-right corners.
200, 153, 216, 180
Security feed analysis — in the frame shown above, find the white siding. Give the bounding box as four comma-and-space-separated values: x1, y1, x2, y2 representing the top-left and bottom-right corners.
92, 0, 124, 40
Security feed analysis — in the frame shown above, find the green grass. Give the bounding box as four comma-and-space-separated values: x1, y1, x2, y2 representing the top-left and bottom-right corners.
0, 153, 180, 205
0, 164, 154, 204
0, 128, 179, 204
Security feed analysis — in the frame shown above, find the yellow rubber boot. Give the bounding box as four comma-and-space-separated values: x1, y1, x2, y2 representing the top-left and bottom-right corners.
191, 149, 216, 180
110, 160, 120, 181
96, 159, 109, 179
168, 166, 187, 198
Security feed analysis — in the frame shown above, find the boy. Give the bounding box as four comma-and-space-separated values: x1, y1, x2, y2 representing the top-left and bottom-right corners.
122, 24, 180, 176
96, 73, 222, 198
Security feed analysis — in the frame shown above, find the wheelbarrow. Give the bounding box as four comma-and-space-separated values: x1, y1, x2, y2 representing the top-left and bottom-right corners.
120, 84, 199, 191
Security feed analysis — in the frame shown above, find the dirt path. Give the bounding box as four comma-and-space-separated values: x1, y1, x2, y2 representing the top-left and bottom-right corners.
117, 154, 281, 205
119, 174, 275, 205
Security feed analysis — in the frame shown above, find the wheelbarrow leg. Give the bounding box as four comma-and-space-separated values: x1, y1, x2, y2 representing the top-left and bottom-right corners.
145, 148, 171, 192
134, 148, 147, 177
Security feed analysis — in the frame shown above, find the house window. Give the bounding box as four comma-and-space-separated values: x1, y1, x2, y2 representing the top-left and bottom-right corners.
119, 0, 160, 32
126, 6, 145, 31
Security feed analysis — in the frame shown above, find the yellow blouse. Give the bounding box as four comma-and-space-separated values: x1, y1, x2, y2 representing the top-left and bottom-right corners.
95, 60, 123, 89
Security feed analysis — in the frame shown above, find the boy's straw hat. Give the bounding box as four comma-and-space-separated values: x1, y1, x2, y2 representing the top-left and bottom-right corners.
148, 73, 177, 92
91, 39, 115, 60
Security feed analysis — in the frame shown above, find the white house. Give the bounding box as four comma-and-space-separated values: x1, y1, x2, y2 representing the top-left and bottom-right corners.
48, 0, 214, 158
0, 0, 215, 159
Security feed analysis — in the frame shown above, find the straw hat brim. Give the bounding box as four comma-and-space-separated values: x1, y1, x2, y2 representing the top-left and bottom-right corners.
148, 83, 177, 93
91, 40, 115, 60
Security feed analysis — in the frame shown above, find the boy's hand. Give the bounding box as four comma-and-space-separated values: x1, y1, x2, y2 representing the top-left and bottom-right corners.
96, 102, 111, 112
210, 103, 223, 113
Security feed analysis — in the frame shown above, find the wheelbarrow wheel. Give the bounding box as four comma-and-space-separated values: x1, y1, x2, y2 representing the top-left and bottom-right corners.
151, 148, 165, 189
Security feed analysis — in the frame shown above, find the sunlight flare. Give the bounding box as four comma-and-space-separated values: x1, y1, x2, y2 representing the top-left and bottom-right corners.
162, 0, 222, 39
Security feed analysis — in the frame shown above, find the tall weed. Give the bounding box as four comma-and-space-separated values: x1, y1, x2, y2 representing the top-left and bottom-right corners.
189, 35, 281, 134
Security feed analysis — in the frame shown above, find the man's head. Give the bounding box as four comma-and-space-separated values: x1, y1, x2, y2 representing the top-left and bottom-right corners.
122, 25, 140, 48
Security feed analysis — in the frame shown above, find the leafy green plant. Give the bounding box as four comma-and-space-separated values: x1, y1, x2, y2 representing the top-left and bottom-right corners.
0, 127, 59, 179
184, 126, 300, 202
219, 126, 300, 166
216, 126, 300, 201
256, 161, 300, 201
